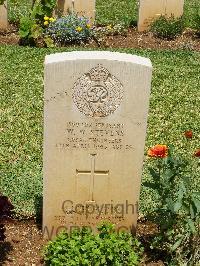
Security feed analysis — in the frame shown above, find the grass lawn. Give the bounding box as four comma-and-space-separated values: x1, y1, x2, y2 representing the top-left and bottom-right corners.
0, 46, 199, 217
8, 0, 200, 28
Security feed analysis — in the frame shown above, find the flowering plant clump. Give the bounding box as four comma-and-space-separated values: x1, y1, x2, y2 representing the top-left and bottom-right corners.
144, 142, 200, 265
46, 14, 92, 45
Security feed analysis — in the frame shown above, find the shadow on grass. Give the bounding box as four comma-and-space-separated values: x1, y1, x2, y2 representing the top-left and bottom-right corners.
0, 241, 13, 264
130, 19, 137, 27
34, 195, 43, 230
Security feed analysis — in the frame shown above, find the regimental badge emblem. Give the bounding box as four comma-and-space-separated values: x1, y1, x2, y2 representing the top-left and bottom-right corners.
72, 65, 124, 118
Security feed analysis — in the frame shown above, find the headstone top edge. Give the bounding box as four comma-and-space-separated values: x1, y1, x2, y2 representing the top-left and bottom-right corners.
45, 51, 152, 68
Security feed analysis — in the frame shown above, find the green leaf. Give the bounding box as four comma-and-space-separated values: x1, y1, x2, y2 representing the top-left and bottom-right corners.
187, 218, 196, 233
166, 198, 175, 212
182, 176, 191, 187
45, 2, 52, 8
174, 201, 182, 212
171, 236, 184, 251
148, 167, 160, 179
192, 192, 200, 199
190, 202, 197, 219
177, 182, 186, 202
182, 203, 190, 214
101, 256, 106, 264
192, 197, 200, 213
163, 169, 174, 180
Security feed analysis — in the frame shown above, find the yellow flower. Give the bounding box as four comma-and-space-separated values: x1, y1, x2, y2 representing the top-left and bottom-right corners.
76, 26, 83, 32
44, 21, 49, 26
49, 17, 56, 22
107, 25, 112, 30
44, 16, 49, 21
86, 24, 91, 29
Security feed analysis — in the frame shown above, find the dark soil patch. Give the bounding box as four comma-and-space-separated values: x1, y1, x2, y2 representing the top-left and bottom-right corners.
101, 28, 200, 51
0, 25, 199, 51
0, 25, 19, 45
0, 219, 164, 266
0, 195, 14, 242
0, 220, 46, 266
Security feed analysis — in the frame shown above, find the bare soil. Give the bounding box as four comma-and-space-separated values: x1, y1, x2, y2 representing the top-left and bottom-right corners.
0, 220, 45, 266
0, 219, 164, 266
0, 25, 199, 51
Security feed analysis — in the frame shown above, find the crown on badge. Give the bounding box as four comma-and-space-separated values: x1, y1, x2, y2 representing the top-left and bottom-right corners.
88, 65, 110, 82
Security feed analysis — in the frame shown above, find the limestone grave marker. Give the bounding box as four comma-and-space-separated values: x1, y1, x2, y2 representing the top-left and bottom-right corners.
55, 0, 95, 21
0, 0, 8, 30
138, 0, 184, 32
43, 51, 152, 239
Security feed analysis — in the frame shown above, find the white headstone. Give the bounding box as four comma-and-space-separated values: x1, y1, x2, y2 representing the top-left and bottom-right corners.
43, 51, 152, 240
138, 0, 184, 32
55, 0, 95, 22
0, 0, 8, 30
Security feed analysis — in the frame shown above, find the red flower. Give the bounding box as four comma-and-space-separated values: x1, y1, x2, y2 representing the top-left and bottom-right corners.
194, 149, 200, 157
148, 145, 168, 158
184, 130, 193, 139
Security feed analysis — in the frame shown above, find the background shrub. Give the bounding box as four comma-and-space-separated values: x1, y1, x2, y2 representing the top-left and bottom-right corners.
43, 223, 143, 265
151, 15, 184, 39
46, 14, 92, 45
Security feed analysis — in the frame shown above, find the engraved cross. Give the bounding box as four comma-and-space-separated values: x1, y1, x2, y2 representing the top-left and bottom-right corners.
76, 154, 109, 202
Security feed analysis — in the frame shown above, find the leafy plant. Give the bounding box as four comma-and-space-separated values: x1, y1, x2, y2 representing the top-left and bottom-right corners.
19, 0, 56, 46
32, 0, 56, 21
19, 16, 34, 39
46, 14, 92, 46
43, 222, 143, 265
145, 145, 200, 265
150, 15, 184, 39
19, 16, 44, 46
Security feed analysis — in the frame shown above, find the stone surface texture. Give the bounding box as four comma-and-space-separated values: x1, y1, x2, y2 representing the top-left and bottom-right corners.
43, 51, 152, 239
138, 0, 184, 31
55, 0, 95, 21
0, 1, 8, 30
